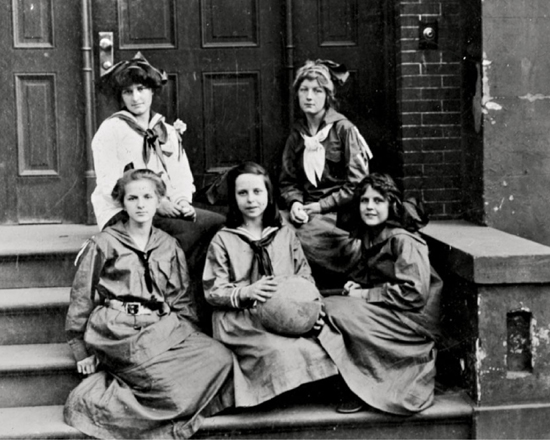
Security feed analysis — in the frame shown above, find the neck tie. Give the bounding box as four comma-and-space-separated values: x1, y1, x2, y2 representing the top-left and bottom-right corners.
301, 123, 333, 187
236, 229, 278, 283
111, 111, 169, 173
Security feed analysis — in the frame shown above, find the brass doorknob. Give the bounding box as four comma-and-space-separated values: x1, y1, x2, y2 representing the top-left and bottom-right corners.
99, 32, 114, 76
99, 38, 112, 50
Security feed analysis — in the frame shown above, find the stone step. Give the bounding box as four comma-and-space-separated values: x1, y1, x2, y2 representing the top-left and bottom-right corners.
0, 288, 69, 345
0, 225, 97, 289
0, 393, 473, 439
0, 343, 79, 408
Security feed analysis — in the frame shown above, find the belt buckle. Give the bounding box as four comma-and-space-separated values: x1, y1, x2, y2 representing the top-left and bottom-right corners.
125, 302, 140, 315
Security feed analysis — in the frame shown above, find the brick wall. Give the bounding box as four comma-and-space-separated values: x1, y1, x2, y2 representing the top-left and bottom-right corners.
395, 0, 462, 219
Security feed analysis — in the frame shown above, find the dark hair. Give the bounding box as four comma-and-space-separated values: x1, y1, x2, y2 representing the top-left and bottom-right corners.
293, 73, 338, 110
111, 169, 167, 205
112, 66, 164, 102
358, 173, 402, 220
344, 173, 402, 236
225, 161, 282, 228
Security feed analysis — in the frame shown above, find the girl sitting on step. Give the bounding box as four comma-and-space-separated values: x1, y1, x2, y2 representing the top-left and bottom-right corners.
203, 161, 338, 408
64, 169, 233, 439
318, 173, 443, 415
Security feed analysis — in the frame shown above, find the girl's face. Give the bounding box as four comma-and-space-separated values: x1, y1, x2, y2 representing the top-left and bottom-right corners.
121, 83, 153, 118
123, 179, 160, 226
235, 173, 268, 224
298, 78, 327, 117
359, 185, 390, 228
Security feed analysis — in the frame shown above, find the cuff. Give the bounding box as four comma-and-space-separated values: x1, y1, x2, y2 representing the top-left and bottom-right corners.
68, 337, 89, 362
364, 286, 384, 302
173, 197, 192, 205
319, 197, 336, 213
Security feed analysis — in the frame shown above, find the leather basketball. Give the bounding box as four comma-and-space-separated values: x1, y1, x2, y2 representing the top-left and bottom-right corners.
256, 275, 322, 337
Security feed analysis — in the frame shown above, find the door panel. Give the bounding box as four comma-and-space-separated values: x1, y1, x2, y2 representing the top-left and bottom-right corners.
0, 0, 86, 224
293, 0, 398, 175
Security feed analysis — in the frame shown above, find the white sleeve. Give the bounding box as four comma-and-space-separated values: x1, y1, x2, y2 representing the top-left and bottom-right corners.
91, 120, 126, 226
163, 126, 195, 204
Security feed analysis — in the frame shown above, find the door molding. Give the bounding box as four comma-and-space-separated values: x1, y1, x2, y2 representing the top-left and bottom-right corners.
81, 0, 97, 225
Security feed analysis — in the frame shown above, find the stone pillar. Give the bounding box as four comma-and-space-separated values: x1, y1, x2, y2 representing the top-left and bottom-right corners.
424, 220, 550, 438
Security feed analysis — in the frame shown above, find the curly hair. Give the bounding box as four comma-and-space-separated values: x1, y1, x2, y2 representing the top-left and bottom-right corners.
111, 66, 164, 102
225, 161, 282, 229
111, 169, 166, 205
344, 173, 403, 236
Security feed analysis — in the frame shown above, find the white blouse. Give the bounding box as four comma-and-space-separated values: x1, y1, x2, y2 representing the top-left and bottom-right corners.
91, 112, 195, 229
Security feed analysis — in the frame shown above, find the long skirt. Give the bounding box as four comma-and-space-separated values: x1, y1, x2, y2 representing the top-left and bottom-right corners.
64, 332, 234, 439
212, 308, 338, 408
319, 296, 437, 415
281, 212, 361, 287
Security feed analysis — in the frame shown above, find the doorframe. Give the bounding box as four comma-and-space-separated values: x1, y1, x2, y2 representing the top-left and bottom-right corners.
81, 0, 97, 225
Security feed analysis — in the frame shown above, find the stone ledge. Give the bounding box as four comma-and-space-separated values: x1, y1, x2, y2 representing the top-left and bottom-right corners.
422, 220, 550, 284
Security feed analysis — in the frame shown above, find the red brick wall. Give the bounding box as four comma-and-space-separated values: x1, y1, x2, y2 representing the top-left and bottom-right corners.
395, 0, 462, 218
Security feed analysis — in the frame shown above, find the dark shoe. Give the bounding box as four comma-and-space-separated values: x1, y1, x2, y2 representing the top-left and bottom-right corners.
336, 397, 364, 414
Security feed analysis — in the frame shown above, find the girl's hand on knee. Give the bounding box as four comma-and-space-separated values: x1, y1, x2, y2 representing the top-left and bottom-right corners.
342, 281, 362, 296
290, 202, 309, 224
176, 200, 197, 221
157, 199, 181, 217
303, 202, 321, 216
77, 355, 98, 375
241, 276, 277, 302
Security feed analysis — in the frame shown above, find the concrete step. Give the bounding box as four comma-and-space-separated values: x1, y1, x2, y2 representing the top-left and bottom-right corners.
0, 225, 97, 289
0, 288, 69, 345
0, 343, 79, 408
0, 393, 473, 439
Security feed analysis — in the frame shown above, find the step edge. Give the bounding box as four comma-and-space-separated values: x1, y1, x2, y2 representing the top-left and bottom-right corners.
201, 394, 474, 431
0, 288, 69, 311
0, 344, 74, 373
0, 396, 474, 439
0, 405, 85, 439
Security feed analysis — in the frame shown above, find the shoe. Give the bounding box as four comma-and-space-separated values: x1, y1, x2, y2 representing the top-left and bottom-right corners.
336, 397, 364, 414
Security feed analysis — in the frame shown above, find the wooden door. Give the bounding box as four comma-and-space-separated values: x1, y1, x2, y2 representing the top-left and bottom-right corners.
292, 0, 398, 175
91, 0, 396, 188
92, 0, 288, 188
0, 1, 87, 224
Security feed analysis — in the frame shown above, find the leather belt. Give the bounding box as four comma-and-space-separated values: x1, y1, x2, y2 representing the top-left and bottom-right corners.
106, 299, 154, 315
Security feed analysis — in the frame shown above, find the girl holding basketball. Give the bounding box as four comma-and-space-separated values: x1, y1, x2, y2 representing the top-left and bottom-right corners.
203, 161, 337, 408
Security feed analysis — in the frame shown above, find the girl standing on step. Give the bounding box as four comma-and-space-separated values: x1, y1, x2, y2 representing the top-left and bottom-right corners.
91, 52, 224, 331
279, 59, 373, 288
318, 173, 442, 415
203, 161, 338, 408
65, 169, 233, 439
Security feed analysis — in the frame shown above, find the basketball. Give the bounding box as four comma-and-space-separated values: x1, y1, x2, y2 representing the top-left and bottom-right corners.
255, 275, 322, 337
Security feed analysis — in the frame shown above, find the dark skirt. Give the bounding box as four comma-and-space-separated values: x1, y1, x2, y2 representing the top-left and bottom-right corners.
281, 211, 361, 287
319, 296, 437, 415
154, 207, 225, 333
64, 331, 234, 439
